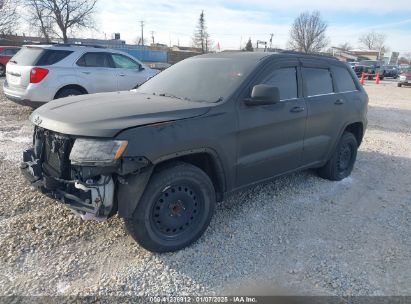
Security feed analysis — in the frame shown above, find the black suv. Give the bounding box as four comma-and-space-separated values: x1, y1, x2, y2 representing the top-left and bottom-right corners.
21, 52, 368, 252
358, 60, 385, 80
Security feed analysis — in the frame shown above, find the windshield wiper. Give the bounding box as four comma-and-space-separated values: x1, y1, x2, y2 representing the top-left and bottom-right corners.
159, 93, 191, 101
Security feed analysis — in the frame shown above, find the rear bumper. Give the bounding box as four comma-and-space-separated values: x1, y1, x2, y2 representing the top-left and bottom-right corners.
4, 93, 45, 108
3, 80, 53, 107
21, 148, 113, 217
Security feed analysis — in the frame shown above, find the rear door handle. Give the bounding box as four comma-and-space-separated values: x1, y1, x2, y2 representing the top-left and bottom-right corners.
290, 106, 305, 113
81, 71, 91, 75
119, 73, 126, 77
335, 99, 345, 105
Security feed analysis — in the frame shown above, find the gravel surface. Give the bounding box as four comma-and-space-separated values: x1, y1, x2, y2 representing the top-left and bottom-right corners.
0, 78, 410, 296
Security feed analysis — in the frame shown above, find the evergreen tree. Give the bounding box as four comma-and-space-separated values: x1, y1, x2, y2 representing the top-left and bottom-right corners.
245, 38, 253, 51
192, 10, 212, 53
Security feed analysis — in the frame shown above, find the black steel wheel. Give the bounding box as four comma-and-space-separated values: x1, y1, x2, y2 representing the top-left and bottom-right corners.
124, 162, 215, 253
318, 132, 358, 181
0, 64, 5, 77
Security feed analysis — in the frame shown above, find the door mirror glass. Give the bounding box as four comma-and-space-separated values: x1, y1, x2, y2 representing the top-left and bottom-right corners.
245, 84, 280, 106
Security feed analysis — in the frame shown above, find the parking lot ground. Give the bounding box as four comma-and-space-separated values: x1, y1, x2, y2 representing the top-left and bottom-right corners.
0, 78, 410, 296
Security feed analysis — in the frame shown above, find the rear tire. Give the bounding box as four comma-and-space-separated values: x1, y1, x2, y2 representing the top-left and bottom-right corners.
397, 83, 402, 87
124, 162, 216, 253
318, 132, 358, 181
55, 88, 84, 99
0, 64, 5, 77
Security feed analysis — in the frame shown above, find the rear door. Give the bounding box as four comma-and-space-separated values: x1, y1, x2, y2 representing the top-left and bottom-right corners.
110, 53, 149, 91
301, 60, 349, 166
236, 59, 307, 187
75, 52, 117, 93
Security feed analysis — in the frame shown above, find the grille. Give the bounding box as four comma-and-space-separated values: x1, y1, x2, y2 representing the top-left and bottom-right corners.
35, 127, 72, 179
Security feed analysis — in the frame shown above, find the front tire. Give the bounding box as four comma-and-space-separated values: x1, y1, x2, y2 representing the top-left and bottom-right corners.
397, 83, 402, 87
318, 132, 358, 181
0, 64, 5, 77
124, 162, 216, 253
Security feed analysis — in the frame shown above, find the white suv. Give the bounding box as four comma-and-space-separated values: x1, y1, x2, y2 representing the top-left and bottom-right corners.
3, 44, 159, 107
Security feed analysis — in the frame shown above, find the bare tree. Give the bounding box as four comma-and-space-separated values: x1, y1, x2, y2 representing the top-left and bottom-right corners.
192, 10, 212, 53
24, 0, 98, 43
26, 0, 52, 41
0, 0, 19, 34
358, 31, 386, 50
288, 11, 329, 53
338, 42, 352, 51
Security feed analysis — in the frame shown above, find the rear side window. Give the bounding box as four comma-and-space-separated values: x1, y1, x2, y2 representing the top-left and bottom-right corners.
36, 50, 73, 66
263, 67, 298, 100
77, 52, 113, 68
7, 47, 44, 66
304, 68, 333, 97
333, 66, 357, 92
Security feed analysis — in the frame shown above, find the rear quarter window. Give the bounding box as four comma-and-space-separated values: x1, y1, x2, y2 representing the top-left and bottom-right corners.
36, 50, 73, 66
333, 66, 357, 92
304, 68, 334, 97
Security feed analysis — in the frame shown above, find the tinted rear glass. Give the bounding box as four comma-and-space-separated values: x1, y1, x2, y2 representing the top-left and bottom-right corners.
263, 67, 298, 100
36, 50, 73, 66
77, 52, 113, 68
304, 68, 333, 96
8, 47, 44, 66
333, 66, 357, 92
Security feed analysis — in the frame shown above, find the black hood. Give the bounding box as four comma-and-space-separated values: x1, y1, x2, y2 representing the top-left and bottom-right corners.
31, 91, 211, 137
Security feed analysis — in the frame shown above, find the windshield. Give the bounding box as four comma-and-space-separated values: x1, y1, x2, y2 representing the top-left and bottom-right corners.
137, 57, 256, 103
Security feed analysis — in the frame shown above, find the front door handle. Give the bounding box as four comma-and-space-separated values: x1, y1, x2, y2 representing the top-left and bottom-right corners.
335, 99, 345, 105
290, 106, 305, 113
119, 73, 126, 77
81, 71, 91, 75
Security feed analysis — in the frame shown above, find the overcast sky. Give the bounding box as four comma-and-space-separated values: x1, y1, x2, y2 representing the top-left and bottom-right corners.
48, 0, 411, 53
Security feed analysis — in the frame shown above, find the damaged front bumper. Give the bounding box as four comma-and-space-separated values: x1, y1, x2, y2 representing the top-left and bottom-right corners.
21, 148, 115, 220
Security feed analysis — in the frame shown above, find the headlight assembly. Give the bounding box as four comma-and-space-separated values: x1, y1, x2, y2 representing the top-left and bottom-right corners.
69, 139, 128, 164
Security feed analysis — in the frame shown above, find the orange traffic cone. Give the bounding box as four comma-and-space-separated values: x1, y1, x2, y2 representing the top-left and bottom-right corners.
360, 72, 365, 85
375, 72, 380, 85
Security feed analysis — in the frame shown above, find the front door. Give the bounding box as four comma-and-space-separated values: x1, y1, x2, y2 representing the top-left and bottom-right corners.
236, 59, 307, 187
75, 52, 117, 93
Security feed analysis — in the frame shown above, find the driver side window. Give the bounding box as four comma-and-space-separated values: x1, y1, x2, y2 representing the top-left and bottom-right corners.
262, 67, 298, 101
111, 54, 141, 69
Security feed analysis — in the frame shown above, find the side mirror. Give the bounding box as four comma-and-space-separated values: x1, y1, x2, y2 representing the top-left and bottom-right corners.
139, 66, 145, 71
245, 84, 280, 106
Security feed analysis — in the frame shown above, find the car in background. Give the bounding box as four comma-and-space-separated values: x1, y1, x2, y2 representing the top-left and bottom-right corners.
3, 44, 159, 107
398, 68, 411, 87
149, 62, 172, 71
0, 46, 21, 77
353, 65, 373, 78
347, 62, 359, 69
358, 60, 385, 80
398, 64, 410, 75
383, 65, 399, 79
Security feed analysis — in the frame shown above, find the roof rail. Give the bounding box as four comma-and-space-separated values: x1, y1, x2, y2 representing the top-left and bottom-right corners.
53, 43, 106, 49
280, 50, 338, 60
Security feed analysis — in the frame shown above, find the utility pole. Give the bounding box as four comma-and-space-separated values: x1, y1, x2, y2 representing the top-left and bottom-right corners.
269, 33, 274, 49
140, 21, 145, 46
150, 31, 155, 45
